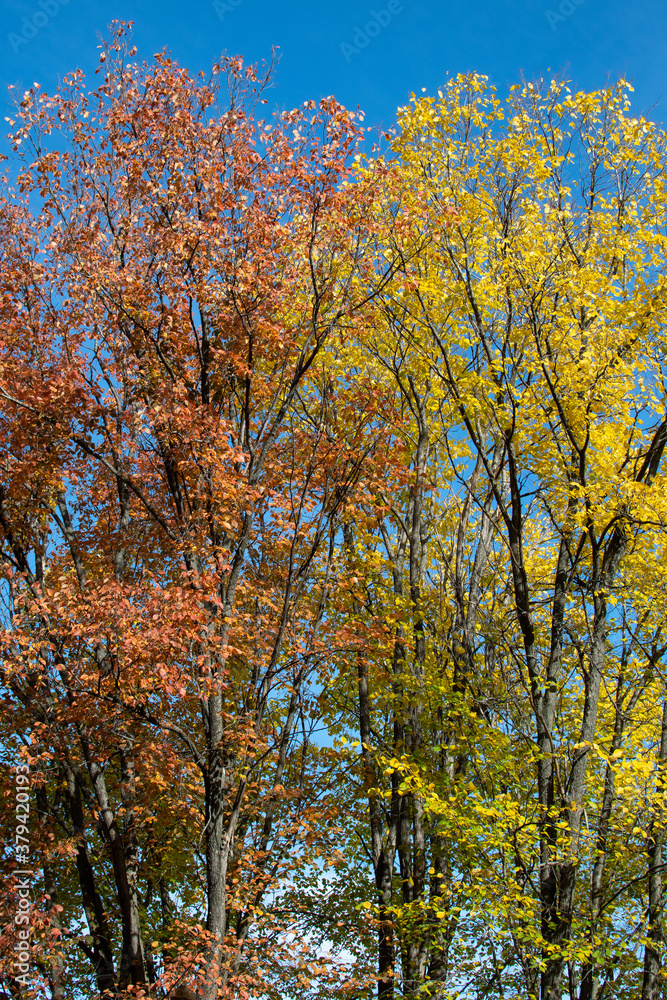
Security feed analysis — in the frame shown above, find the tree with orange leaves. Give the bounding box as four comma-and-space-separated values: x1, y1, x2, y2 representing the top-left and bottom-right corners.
0, 25, 400, 999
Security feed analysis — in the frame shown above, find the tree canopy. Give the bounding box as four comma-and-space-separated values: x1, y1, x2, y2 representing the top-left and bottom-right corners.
2, 28, 667, 1000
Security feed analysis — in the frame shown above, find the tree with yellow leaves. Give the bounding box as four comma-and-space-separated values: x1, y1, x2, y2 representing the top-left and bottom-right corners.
327, 74, 667, 1000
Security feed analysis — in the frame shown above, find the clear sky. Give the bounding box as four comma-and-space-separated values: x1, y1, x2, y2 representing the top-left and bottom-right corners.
1, 0, 666, 157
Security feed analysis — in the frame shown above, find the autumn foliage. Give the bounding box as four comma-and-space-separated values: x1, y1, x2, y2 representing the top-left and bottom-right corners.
2, 27, 667, 1000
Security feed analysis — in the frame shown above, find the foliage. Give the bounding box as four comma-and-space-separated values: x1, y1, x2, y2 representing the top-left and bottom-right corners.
1, 35, 667, 1000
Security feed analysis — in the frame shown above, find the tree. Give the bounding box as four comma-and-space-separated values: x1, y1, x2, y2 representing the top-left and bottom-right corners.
0, 26, 399, 999
323, 74, 667, 1000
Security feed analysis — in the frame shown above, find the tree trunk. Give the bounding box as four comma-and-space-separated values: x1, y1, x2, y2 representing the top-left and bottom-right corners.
641, 701, 667, 1000
64, 766, 116, 997
35, 785, 66, 1000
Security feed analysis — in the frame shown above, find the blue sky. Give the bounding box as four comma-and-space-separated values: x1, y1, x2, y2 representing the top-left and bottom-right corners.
0, 0, 666, 157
